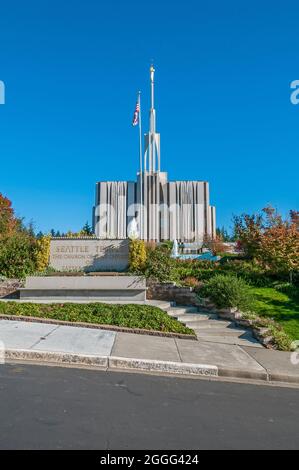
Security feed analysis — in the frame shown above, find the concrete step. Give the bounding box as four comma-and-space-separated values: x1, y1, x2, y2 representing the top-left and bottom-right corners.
172, 313, 219, 322
197, 306, 217, 314
148, 300, 173, 309
198, 334, 262, 347
166, 306, 199, 314
162, 301, 260, 348
182, 319, 233, 327
194, 327, 249, 337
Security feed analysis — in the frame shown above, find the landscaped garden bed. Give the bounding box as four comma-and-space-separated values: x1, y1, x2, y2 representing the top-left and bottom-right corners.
250, 287, 299, 341
197, 275, 298, 351
0, 302, 195, 338
0, 203, 298, 349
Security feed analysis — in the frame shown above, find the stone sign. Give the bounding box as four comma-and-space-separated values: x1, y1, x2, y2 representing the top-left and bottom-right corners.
50, 238, 129, 272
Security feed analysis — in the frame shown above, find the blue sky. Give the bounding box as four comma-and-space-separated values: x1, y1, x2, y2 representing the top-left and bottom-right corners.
0, 0, 298, 234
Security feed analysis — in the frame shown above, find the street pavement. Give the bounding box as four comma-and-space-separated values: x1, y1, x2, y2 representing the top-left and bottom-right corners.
0, 319, 299, 384
0, 363, 298, 450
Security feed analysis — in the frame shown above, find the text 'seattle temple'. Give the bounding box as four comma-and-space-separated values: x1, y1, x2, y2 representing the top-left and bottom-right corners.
93, 67, 216, 242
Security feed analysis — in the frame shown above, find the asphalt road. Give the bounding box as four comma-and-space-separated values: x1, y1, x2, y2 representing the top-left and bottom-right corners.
0, 363, 298, 450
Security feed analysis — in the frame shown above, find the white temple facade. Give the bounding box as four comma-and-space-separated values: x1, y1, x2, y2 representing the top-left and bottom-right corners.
93, 67, 216, 242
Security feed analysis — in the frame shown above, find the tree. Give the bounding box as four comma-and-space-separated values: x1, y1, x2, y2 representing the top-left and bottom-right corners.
257, 216, 299, 282
0, 193, 18, 237
36, 231, 44, 239
80, 222, 93, 236
290, 210, 299, 230
203, 234, 231, 256
233, 212, 263, 258
0, 194, 42, 277
233, 206, 299, 282
216, 226, 235, 242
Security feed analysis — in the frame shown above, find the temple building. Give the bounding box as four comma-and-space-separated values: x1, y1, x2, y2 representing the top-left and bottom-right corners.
93, 66, 216, 242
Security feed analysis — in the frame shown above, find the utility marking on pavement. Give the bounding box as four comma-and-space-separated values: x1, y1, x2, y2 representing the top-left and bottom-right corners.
29, 325, 61, 350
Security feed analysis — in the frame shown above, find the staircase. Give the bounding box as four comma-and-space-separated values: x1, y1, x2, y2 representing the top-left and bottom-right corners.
150, 300, 262, 347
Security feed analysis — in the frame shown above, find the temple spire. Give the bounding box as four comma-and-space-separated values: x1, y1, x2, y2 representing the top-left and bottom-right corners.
149, 65, 156, 134
150, 65, 155, 108
144, 64, 160, 173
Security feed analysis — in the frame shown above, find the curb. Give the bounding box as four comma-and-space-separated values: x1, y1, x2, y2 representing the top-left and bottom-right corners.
4, 349, 217, 377
109, 356, 218, 377
5, 349, 108, 368
217, 366, 268, 382
268, 372, 299, 385
3, 348, 299, 386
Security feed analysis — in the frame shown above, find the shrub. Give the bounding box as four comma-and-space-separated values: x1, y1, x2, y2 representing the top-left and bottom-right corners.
159, 240, 173, 252
0, 231, 37, 278
238, 311, 293, 351
0, 302, 195, 335
145, 245, 178, 282
35, 235, 51, 272
266, 327, 294, 351
252, 319, 293, 351
199, 274, 253, 310
172, 259, 220, 282
221, 259, 277, 287
182, 276, 202, 289
129, 239, 147, 272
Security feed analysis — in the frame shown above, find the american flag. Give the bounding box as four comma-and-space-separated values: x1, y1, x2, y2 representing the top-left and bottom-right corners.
132, 98, 140, 126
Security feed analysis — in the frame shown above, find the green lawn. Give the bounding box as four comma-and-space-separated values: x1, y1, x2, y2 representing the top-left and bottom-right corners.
0, 302, 195, 336
250, 287, 299, 341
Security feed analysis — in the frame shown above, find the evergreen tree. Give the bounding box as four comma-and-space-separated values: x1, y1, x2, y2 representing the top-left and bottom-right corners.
81, 221, 93, 236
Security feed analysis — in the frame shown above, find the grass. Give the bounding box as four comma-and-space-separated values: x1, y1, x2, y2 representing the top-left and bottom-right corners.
0, 301, 195, 336
250, 287, 299, 341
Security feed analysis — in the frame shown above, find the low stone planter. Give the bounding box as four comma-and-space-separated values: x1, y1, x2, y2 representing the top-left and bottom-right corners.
237, 318, 254, 328
253, 327, 270, 338
146, 280, 202, 306
20, 275, 147, 302
218, 307, 238, 315
217, 308, 238, 321
252, 327, 274, 346
200, 298, 217, 309
0, 279, 23, 298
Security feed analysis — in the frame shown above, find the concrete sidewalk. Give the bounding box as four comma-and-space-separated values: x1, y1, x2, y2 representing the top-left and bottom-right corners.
0, 319, 298, 386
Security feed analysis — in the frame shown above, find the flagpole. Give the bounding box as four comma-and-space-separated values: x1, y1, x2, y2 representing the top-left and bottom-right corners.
138, 91, 143, 239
